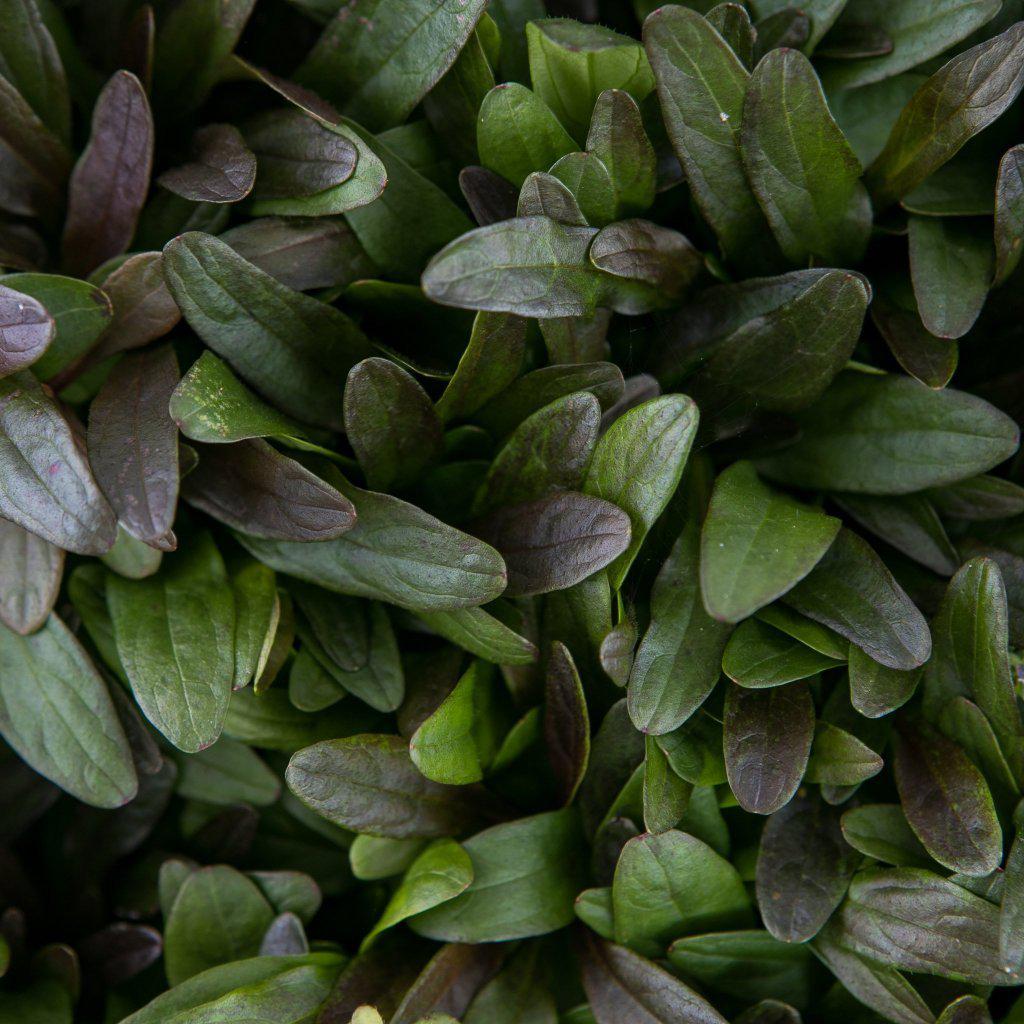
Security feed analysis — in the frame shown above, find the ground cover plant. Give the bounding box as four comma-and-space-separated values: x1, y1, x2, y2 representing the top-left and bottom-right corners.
3, 0, 1024, 1021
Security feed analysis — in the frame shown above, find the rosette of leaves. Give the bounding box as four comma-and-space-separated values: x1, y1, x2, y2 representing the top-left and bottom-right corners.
2, 0, 1024, 1022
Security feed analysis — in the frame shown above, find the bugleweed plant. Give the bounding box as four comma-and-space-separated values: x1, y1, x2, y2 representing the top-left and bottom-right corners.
3, 0, 1024, 1021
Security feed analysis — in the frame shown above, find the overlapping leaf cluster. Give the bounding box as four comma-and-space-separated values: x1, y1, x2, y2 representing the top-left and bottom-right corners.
2, 0, 1024, 1021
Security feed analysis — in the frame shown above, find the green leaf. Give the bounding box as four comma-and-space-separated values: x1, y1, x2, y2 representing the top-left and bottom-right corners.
586, 89, 657, 215
577, 932, 729, 1024
477, 83, 576, 188
342, 123, 473, 281
363, 839, 473, 948
286, 733, 491, 838
628, 512, 732, 735
756, 373, 1020, 495
612, 830, 752, 956
415, 606, 538, 665
0, 0, 70, 144
723, 618, 844, 687
584, 395, 698, 590
0, 517, 62, 636
423, 27, 496, 167
0, 371, 116, 554
247, 115, 386, 218
653, 268, 868, 400
1001, 825, 1024, 973
923, 557, 1023, 776
410, 661, 502, 784
668, 930, 814, 1010
701, 462, 840, 623
87, 345, 179, 547
174, 737, 280, 808
474, 360, 624, 439
741, 48, 871, 265
908, 215, 993, 339
220, 217, 375, 293
164, 865, 275, 985
237, 479, 507, 612
435, 313, 528, 424
834, 868, 1009, 985
345, 357, 444, 491
475, 391, 600, 514
152, 0, 255, 118
545, 642, 590, 806
724, 681, 815, 814
120, 954, 344, 1024
422, 216, 603, 318
840, 803, 935, 868
108, 532, 235, 753
296, 0, 487, 131
463, 946, 558, 1024
168, 352, 308, 446
893, 720, 1002, 876
588, 219, 703, 311
818, 0, 1001, 91
550, 152, 618, 227
643, 734, 692, 833
833, 493, 959, 576
409, 808, 586, 941
230, 559, 278, 690
475, 491, 631, 597
0, 64, 70, 218
643, 4, 776, 272
708, 2, 757, 65
163, 231, 371, 430
866, 22, 1024, 208
0, 613, 136, 808
848, 644, 921, 718
811, 919, 936, 1024
756, 792, 859, 942
518, 170, 589, 225
805, 721, 884, 786
783, 529, 931, 670
527, 19, 654, 142
0, 271, 112, 380
995, 144, 1024, 285
756, 604, 847, 659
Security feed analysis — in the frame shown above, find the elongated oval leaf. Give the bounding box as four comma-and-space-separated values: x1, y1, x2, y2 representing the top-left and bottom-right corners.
756, 791, 858, 942
701, 462, 840, 623
162, 231, 371, 430
183, 439, 355, 542
62, 71, 153, 277
108, 532, 236, 752
724, 681, 815, 814
475, 490, 631, 597
0, 517, 63, 635
0, 612, 136, 808
88, 345, 179, 547
585, 394, 698, 589
741, 48, 871, 265
157, 123, 256, 203
893, 720, 1002, 876
867, 23, 1024, 208
0, 371, 116, 554
757, 373, 1019, 495
783, 529, 931, 670
286, 734, 492, 838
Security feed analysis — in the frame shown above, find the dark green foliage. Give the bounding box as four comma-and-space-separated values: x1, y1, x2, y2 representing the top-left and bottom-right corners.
2, 2, 1024, 1022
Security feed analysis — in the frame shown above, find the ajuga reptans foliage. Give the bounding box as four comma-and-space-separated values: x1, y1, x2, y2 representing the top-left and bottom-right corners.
2, 1, 1024, 1022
